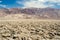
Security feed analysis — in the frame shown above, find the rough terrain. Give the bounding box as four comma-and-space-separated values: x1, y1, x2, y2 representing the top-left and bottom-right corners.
0, 19, 60, 40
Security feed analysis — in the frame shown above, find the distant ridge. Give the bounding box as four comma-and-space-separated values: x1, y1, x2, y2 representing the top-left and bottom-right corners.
0, 7, 60, 19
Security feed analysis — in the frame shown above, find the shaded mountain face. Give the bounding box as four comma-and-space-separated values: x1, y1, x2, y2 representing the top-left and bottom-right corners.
22, 8, 60, 19
0, 8, 60, 19
9, 8, 22, 14
0, 7, 10, 17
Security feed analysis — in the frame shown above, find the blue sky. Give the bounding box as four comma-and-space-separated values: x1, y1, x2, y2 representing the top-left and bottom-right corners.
0, 0, 60, 8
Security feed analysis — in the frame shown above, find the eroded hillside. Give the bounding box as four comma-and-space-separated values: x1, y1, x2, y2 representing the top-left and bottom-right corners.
0, 8, 60, 19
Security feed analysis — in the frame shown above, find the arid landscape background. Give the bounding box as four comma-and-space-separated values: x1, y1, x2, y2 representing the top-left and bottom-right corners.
0, 8, 60, 40
0, 8, 60, 19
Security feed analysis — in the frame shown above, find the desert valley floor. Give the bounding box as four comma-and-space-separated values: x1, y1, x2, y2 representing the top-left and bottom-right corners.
0, 19, 60, 40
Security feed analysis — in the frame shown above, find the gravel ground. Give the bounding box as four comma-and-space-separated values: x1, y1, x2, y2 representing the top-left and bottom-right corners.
0, 20, 60, 40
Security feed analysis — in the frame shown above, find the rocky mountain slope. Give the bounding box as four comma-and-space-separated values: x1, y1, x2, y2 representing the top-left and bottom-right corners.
0, 7, 60, 19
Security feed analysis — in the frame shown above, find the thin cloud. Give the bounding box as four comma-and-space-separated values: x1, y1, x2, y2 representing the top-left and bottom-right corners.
0, 1, 2, 3
16, 1, 23, 4
0, 4, 7, 8
17, 0, 60, 8
22, 0, 52, 8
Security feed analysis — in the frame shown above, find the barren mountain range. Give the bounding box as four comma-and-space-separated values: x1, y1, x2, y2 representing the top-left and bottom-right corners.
0, 7, 60, 19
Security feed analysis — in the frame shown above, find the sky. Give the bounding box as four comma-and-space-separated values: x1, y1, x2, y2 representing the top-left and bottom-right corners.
0, 0, 60, 8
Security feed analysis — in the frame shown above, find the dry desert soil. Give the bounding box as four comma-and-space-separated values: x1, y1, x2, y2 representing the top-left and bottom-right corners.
0, 19, 60, 40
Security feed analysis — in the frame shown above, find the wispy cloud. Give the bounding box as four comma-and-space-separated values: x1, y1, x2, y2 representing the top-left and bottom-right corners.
0, 4, 7, 8
48, 0, 60, 3
0, 1, 2, 3
0, 1, 6, 8
22, 0, 52, 8
16, 1, 23, 4
17, 0, 60, 8
23, 0, 48, 8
